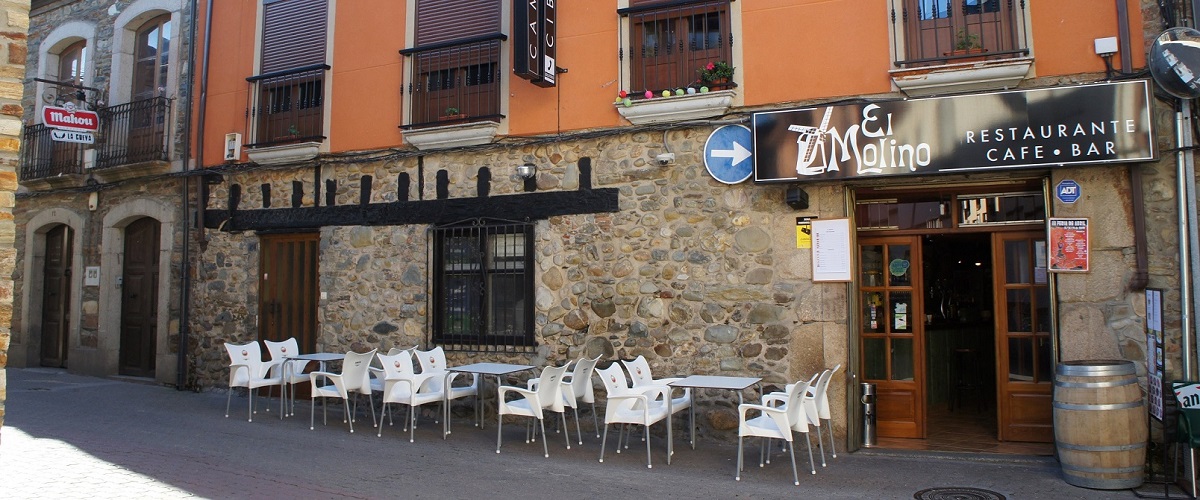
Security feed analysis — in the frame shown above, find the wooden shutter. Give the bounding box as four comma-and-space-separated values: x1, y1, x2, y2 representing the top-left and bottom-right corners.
415, 0, 501, 46
261, 0, 328, 74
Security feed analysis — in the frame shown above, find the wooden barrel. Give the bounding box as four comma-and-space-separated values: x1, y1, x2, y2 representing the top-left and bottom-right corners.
1053, 360, 1147, 489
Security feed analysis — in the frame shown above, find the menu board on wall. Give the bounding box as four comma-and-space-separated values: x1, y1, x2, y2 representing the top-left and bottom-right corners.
811, 218, 852, 282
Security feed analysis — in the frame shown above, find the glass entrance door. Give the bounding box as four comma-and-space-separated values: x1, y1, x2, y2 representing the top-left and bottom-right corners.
992, 231, 1054, 442
860, 236, 925, 438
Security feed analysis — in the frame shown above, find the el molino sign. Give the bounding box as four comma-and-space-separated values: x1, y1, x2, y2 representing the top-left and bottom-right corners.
753, 81, 1155, 183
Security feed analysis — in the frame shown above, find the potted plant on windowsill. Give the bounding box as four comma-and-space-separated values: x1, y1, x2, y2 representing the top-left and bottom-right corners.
698, 60, 735, 89
439, 106, 466, 122
945, 28, 987, 61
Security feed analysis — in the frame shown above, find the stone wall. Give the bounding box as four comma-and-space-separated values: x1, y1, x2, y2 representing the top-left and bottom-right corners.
0, 0, 28, 432
195, 125, 851, 439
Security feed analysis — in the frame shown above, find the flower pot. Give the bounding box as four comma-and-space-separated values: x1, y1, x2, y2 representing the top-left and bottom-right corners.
439, 114, 466, 122
943, 48, 988, 64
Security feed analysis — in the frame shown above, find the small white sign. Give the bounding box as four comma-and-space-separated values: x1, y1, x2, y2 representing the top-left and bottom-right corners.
51, 129, 95, 144
84, 266, 100, 286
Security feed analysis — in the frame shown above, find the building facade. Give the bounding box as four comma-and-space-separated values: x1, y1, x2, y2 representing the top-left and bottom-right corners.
11, 0, 195, 386
10, 0, 1192, 453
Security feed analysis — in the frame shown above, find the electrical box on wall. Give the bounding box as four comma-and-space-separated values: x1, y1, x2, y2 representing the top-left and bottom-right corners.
224, 133, 242, 161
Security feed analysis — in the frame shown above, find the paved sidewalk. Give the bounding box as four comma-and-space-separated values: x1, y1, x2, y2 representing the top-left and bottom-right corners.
0, 368, 1145, 499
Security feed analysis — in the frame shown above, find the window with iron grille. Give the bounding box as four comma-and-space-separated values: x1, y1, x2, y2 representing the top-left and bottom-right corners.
249, 0, 328, 145
403, 0, 503, 128
431, 219, 535, 352
890, 0, 1029, 67
620, 0, 734, 94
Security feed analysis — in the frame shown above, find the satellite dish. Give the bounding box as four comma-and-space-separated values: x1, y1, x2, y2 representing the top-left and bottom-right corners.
1150, 27, 1200, 99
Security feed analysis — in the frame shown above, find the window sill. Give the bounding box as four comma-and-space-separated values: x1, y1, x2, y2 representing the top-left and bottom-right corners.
890, 57, 1033, 97
615, 89, 736, 125
21, 172, 88, 191
91, 159, 172, 184
245, 141, 321, 166
403, 120, 500, 151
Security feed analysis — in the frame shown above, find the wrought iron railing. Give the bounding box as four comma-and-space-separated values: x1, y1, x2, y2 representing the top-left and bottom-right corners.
19, 123, 85, 181
619, 0, 735, 94
429, 218, 535, 354
890, 0, 1030, 67
1160, 0, 1198, 29
402, 35, 505, 130
246, 64, 329, 147
93, 96, 172, 169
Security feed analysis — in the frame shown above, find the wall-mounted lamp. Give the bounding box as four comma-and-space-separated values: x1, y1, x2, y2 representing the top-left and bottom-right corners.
517, 163, 537, 179
785, 185, 809, 210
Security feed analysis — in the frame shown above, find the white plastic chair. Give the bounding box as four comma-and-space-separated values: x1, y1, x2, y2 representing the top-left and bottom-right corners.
497, 363, 571, 457
375, 351, 445, 442
224, 341, 284, 422
530, 354, 602, 443
622, 355, 691, 435
761, 376, 819, 476
309, 349, 377, 433
415, 346, 479, 423
804, 364, 841, 462
263, 338, 309, 416
736, 378, 810, 485
596, 363, 673, 468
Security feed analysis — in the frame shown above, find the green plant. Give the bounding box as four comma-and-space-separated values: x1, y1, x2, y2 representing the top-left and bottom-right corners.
954, 29, 981, 50
444, 106, 460, 116
698, 60, 735, 84
286, 124, 300, 136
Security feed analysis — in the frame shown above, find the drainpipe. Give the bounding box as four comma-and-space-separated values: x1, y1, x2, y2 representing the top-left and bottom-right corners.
1178, 105, 1197, 379
1117, 1, 1149, 292
177, 0, 201, 390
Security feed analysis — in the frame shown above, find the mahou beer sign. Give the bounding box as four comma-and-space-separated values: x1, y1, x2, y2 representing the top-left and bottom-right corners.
43, 103, 99, 132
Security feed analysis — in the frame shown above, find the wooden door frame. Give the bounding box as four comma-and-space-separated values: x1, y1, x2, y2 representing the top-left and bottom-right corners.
39, 224, 73, 367
257, 232, 319, 352
118, 217, 160, 377
858, 234, 926, 439
991, 229, 1055, 442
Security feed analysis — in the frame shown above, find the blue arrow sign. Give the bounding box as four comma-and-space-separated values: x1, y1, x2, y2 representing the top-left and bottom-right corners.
703, 124, 753, 184
1056, 179, 1081, 203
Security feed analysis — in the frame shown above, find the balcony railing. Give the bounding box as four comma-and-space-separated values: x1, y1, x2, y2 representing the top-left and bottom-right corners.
891, 0, 1029, 67
619, 0, 735, 94
20, 123, 85, 181
402, 34, 505, 130
94, 96, 172, 169
246, 64, 329, 147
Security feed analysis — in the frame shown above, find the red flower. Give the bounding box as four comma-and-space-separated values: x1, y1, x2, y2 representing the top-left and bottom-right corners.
705, 62, 715, 71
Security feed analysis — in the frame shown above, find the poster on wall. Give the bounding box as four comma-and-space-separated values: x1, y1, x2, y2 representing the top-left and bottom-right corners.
811, 218, 852, 281
1147, 288, 1164, 420
1048, 218, 1089, 272
796, 218, 812, 249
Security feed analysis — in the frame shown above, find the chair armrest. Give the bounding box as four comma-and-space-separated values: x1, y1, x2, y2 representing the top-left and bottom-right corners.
739, 403, 790, 431
527, 377, 541, 391
310, 371, 346, 395
498, 385, 538, 404
762, 393, 788, 407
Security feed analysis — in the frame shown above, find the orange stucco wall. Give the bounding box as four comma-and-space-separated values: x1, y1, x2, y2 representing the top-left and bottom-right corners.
194, 1, 1151, 168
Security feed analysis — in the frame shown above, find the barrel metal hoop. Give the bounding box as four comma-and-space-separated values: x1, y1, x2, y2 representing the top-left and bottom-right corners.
1058, 360, 1136, 377
1061, 463, 1144, 474
1054, 378, 1138, 389
1056, 441, 1147, 452
1052, 401, 1143, 411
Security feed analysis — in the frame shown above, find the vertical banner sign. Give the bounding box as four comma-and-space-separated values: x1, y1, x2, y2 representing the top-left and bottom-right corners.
1048, 218, 1089, 272
513, 0, 556, 87
1147, 288, 1164, 421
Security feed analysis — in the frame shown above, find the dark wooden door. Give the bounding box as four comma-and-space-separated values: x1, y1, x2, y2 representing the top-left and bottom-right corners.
40, 224, 73, 367
993, 231, 1053, 442
119, 217, 160, 377
259, 233, 318, 353
859, 235, 926, 438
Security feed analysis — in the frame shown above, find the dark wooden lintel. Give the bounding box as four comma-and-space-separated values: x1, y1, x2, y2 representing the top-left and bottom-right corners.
205, 188, 620, 231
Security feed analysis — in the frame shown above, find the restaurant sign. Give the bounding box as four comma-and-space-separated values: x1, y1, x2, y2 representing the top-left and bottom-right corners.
513, 0, 557, 87
753, 81, 1154, 183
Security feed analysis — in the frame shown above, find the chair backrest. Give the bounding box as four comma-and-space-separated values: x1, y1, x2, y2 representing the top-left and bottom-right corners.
622, 356, 654, 388
341, 349, 378, 393
536, 364, 570, 412
263, 337, 299, 362
377, 351, 416, 380
570, 354, 602, 403
816, 364, 841, 418
225, 341, 266, 379
597, 363, 630, 397
788, 377, 813, 432
416, 346, 447, 373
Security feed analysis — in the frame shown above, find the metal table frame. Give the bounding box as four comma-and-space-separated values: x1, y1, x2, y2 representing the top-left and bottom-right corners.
669, 375, 763, 449
442, 362, 535, 438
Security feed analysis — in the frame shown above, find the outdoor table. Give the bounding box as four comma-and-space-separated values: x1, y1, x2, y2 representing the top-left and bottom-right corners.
669, 375, 763, 449
283, 352, 346, 416
442, 362, 535, 438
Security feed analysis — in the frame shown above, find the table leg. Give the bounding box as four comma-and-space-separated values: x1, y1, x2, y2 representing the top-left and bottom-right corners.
443, 371, 453, 439
689, 397, 697, 450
